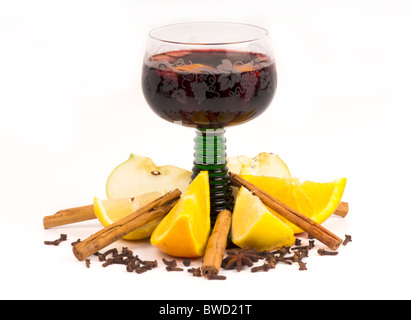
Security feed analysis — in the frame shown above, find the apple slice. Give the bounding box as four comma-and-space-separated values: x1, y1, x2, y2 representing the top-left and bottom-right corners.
227, 153, 291, 198
106, 154, 192, 199
226, 155, 250, 176
227, 152, 291, 178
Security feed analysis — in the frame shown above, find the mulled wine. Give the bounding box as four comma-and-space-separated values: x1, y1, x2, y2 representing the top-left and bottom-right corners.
142, 49, 276, 128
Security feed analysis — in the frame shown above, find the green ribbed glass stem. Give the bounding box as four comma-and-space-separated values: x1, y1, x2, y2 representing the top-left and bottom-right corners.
191, 128, 233, 224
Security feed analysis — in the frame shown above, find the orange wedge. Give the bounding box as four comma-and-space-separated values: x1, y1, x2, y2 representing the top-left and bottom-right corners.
241, 175, 347, 233
150, 171, 210, 257
175, 63, 216, 73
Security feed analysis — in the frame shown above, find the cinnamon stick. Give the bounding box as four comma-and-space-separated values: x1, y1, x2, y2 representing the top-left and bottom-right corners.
202, 210, 232, 278
333, 201, 349, 217
229, 173, 342, 250
43, 205, 96, 229
72, 189, 181, 261
43, 192, 162, 229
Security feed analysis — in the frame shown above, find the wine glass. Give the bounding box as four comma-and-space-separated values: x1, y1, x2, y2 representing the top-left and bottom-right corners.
142, 22, 277, 222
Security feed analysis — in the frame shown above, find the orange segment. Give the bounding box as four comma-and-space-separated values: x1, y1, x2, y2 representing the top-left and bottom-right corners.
299, 178, 347, 224
175, 64, 216, 73
150, 171, 210, 257
240, 175, 347, 234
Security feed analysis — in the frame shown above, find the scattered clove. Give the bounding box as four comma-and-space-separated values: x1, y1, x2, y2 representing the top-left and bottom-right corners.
286, 252, 303, 263
265, 257, 277, 269
71, 239, 81, 246
141, 260, 158, 268
188, 267, 202, 277
98, 248, 118, 261
308, 240, 315, 249
318, 248, 338, 256
206, 273, 226, 280
291, 245, 309, 251
44, 234, 67, 246
135, 260, 158, 274
276, 256, 293, 265
126, 256, 141, 272
135, 265, 151, 274
298, 261, 307, 271
166, 266, 184, 272
251, 263, 271, 273
162, 258, 177, 267
119, 247, 134, 259
102, 259, 114, 268
343, 234, 352, 246
271, 246, 290, 257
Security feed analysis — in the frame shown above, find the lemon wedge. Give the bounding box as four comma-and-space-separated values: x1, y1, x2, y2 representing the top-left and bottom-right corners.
93, 192, 162, 240
231, 186, 295, 251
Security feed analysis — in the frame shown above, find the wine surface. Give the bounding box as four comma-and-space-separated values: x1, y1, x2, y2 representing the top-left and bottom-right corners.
142, 49, 277, 128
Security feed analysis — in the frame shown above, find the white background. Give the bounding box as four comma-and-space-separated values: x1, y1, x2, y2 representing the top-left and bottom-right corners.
1, 0, 410, 300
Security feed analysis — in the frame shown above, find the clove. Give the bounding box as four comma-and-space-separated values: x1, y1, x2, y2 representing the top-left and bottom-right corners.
271, 246, 290, 257
206, 273, 226, 280
343, 234, 352, 246
44, 234, 67, 246
126, 256, 141, 272
71, 239, 81, 246
119, 247, 134, 259
276, 256, 293, 265
162, 258, 177, 267
102, 259, 114, 267
98, 248, 118, 261
318, 248, 338, 256
188, 267, 202, 277
141, 260, 158, 268
251, 263, 272, 273
135, 260, 158, 274
166, 266, 184, 272
291, 245, 309, 251
135, 265, 151, 274
298, 261, 307, 271
162, 258, 183, 271
308, 240, 315, 249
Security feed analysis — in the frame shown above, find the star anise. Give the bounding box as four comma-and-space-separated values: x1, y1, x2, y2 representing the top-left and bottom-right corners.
221, 248, 262, 272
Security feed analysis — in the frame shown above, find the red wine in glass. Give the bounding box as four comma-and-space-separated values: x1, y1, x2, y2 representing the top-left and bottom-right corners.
142, 49, 276, 128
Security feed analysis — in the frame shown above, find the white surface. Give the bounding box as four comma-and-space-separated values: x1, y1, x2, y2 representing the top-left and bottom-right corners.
1, 0, 410, 300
